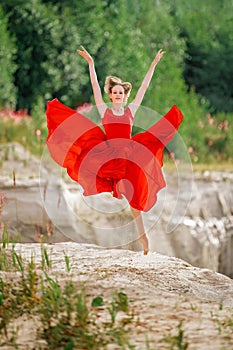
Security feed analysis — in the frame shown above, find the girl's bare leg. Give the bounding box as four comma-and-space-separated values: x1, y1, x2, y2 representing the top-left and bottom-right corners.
130, 206, 149, 255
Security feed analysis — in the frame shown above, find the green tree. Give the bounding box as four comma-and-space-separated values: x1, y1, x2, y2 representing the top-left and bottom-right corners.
41, 0, 145, 105
2, 0, 83, 110
48, 0, 108, 105
168, 0, 233, 113
0, 6, 17, 108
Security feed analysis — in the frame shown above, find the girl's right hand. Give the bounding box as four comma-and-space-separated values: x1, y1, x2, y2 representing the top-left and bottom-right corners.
76, 45, 93, 64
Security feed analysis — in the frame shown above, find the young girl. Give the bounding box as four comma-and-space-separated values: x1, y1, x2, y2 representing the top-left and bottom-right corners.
46, 46, 183, 254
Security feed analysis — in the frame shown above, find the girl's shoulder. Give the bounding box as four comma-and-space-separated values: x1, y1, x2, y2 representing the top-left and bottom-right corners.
99, 103, 108, 119
127, 104, 136, 120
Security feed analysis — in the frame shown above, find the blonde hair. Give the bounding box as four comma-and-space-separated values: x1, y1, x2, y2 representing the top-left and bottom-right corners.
104, 76, 132, 103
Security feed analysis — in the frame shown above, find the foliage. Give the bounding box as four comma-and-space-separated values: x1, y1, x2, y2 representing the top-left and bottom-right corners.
0, 6, 17, 108
162, 321, 189, 350
1, 0, 83, 110
0, 233, 136, 349
168, 0, 233, 113
0, 109, 47, 157
48, 0, 108, 105
0, 0, 232, 163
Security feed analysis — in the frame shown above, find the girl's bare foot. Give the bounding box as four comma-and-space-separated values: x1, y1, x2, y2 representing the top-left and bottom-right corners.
139, 233, 149, 255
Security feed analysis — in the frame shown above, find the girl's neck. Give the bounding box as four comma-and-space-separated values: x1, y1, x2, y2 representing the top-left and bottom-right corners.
111, 103, 124, 116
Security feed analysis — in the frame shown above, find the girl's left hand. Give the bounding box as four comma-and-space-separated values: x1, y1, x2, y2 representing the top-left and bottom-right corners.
153, 49, 166, 65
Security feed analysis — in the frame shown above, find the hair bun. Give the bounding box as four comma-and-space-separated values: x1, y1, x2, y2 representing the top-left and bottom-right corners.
104, 76, 132, 102
104, 76, 122, 94
122, 82, 132, 95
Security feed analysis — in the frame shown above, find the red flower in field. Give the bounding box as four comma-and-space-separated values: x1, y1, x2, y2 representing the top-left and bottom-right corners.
76, 103, 92, 113
188, 146, 194, 153
0, 192, 7, 212
218, 122, 224, 130
218, 120, 229, 131
169, 152, 175, 159
35, 129, 41, 137
206, 113, 214, 126
0, 109, 30, 123
198, 120, 204, 129
223, 120, 229, 130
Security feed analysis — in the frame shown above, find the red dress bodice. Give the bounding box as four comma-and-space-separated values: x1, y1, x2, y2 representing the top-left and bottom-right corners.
102, 108, 133, 139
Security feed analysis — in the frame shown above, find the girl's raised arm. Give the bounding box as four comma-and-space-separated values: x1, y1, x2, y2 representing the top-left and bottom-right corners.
129, 49, 165, 116
77, 46, 107, 117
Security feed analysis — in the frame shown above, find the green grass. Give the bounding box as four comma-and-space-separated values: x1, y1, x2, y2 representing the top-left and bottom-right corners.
0, 229, 136, 349
0, 113, 47, 158
161, 321, 189, 350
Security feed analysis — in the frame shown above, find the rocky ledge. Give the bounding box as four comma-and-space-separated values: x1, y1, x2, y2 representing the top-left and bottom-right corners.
1, 242, 232, 349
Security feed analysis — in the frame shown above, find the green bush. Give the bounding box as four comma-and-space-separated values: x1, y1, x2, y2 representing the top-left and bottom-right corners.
0, 7, 17, 108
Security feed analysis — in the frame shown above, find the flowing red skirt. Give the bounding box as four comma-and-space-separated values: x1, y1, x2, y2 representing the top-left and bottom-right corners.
46, 99, 183, 211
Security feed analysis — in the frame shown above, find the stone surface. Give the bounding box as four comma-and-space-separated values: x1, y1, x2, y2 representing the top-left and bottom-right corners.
1, 242, 233, 349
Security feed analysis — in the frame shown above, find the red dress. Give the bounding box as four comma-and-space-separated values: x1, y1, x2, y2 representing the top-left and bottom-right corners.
46, 98, 183, 212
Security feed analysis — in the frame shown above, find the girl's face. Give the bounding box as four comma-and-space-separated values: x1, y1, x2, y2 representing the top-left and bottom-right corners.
110, 85, 125, 104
